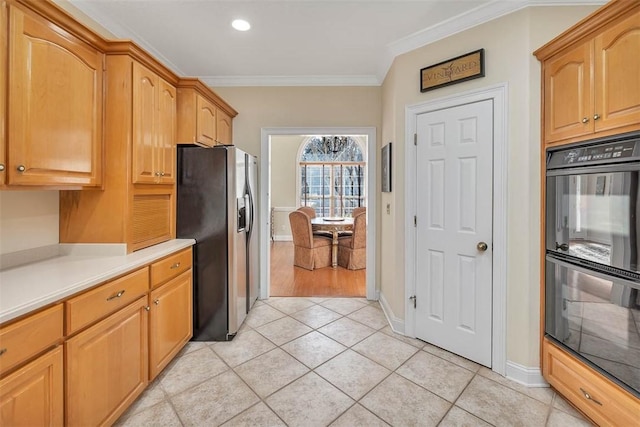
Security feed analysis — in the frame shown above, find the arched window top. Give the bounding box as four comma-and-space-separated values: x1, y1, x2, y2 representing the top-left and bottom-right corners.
300, 136, 363, 162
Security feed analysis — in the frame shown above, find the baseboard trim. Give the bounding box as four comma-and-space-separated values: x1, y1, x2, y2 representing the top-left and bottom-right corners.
379, 292, 405, 334
505, 361, 549, 387
273, 235, 292, 242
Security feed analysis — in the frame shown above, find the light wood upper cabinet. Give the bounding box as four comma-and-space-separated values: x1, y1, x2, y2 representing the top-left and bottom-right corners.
158, 79, 177, 183
66, 297, 149, 427
6, 2, 103, 187
196, 94, 217, 147
535, 2, 640, 145
177, 79, 237, 147
133, 62, 176, 184
216, 108, 233, 146
543, 40, 593, 143
594, 11, 640, 134
0, 346, 63, 427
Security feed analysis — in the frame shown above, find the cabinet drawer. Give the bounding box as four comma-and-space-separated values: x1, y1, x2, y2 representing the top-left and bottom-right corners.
543, 339, 639, 426
150, 248, 192, 289
66, 268, 149, 335
0, 305, 63, 375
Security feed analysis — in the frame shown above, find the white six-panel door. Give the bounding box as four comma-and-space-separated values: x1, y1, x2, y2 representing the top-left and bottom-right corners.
415, 99, 493, 367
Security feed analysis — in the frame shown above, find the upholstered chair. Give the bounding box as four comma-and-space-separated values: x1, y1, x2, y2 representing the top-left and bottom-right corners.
289, 211, 332, 270
352, 207, 366, 217
298, 206, 316, 218
298, 206, 333, 238
337, 211, 366, 270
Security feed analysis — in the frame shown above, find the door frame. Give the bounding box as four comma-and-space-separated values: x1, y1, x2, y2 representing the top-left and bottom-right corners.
404, 83, 508, 375
260, 127, 378, 301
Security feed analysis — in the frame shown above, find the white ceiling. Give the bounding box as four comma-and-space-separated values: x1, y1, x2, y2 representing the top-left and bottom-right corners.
68, 0, 603, 87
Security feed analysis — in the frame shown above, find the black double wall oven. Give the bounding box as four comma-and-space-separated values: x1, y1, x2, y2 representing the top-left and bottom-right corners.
545, 132, 640, 398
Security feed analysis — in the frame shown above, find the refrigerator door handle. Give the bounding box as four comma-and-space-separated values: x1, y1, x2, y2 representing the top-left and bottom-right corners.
244, 193, 252, 236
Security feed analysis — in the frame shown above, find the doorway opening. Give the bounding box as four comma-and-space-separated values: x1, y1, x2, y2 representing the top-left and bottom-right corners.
260, 127, 377, 301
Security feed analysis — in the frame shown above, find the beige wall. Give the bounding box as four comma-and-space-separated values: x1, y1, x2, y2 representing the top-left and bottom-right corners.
380, 6, 598, 367
213, 87, 382, 157
0, 192, 59, 254
271, 135, 306, 239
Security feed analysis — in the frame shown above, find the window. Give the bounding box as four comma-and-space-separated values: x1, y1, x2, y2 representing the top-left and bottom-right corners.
298, 136, 366, 217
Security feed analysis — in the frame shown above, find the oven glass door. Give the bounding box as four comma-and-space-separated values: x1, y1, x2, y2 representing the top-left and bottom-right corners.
546, 170, 640, 273
546, 256, 640, 396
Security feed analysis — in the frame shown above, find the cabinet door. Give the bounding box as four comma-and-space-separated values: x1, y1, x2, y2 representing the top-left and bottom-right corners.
543, 40, 593, 144
0, 1, 7, 186
7, 4, 103, 186
216, 108, 233, 146
157, 78, 177, 184
0, 346, 63, 427
66, 297, 148, 427
594, 11, 640, 133
149, 270, 193, 380
196, 95, 217, 147
132, 62, 159, 184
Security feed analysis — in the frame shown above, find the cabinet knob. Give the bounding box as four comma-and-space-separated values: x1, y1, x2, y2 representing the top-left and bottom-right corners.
0, 164, 5, 172
155, 171, 161, 177
170, 262, 181, 269
17, 165, 26, 172
593, 113, 600, 120
153, 299, 160, 305
144, 306, 151, 312
160, 171, 166, 176
581, 117, 589, 124
0, 348, 7, 356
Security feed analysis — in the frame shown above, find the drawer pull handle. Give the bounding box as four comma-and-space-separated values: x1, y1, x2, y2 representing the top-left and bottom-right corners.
170, 262, 181, 269
0, 348, 7, 356
580, 388, 602, 406
106, 290, 126, 301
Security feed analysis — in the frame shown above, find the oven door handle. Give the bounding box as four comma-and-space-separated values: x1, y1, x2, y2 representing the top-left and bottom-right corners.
554, 242, 569, 251
546, 254, 640, 291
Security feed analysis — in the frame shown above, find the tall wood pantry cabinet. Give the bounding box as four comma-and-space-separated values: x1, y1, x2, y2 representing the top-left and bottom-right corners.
60, 42, 179, 252
1, 0, 104, 188
534, 1, 640, 424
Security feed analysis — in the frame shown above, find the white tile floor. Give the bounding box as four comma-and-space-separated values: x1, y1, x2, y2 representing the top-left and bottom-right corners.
116, 297, 592, 427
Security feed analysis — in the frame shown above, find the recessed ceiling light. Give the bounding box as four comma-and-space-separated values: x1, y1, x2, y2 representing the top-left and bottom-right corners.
232, 19, 251, 31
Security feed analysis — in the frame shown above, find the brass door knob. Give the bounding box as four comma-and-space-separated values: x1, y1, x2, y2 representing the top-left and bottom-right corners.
582, 117, 589, 123
477, 242, 488, 252
593, 113, 600, 120
17, 165, 25, 172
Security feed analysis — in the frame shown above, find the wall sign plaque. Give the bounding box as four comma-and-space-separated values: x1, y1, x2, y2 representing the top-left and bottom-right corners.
420, 49, 485, 92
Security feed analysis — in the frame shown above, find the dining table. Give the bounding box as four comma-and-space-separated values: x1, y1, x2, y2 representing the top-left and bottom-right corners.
310, 217, 354, 268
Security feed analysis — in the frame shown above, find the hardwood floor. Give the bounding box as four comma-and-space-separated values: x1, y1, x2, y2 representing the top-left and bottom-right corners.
270, 241, 366, 297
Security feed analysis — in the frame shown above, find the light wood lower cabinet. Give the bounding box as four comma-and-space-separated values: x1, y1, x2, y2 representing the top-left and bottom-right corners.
543, 338, 639, 426
0, 346, 63, 427
149, 270, 193, 380
66, 297, 149, 427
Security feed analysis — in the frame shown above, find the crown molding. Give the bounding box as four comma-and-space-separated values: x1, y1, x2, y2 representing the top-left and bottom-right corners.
378, 0, 606, 82
69, 0, 606, 88
68, 0, 186, 77
200, 75, 380, 87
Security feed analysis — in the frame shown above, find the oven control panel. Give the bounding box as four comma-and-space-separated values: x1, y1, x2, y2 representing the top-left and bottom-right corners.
547, 138, 640, 169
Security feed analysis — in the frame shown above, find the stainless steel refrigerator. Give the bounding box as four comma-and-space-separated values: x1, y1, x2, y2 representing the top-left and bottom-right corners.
176, 145, 259, 341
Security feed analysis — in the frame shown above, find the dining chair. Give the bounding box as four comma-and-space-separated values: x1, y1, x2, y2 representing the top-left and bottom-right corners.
298, 206, 333, 238
337, 211, 366, 270
289, 211, 332, 270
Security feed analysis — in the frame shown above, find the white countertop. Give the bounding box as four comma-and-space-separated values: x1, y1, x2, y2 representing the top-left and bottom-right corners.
0, 239, 196, 324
